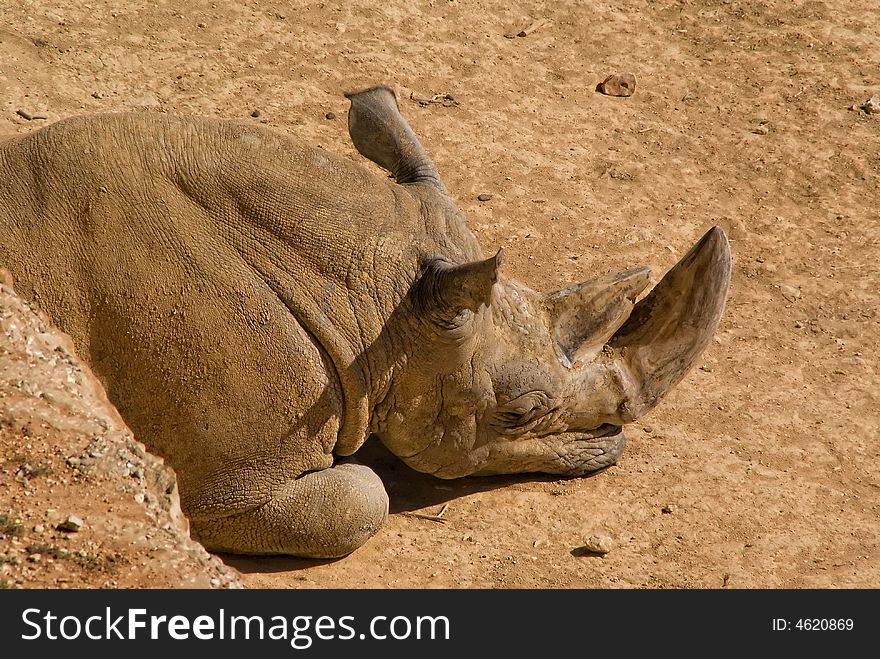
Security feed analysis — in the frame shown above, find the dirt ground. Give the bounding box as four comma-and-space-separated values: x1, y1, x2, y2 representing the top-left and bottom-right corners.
1, 0, 878, 588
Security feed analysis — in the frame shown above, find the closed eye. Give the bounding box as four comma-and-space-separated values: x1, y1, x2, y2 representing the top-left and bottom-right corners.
492, 391, 556, 431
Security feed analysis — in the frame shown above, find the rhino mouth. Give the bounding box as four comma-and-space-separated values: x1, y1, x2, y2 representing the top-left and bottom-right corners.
561, 423, 626, 477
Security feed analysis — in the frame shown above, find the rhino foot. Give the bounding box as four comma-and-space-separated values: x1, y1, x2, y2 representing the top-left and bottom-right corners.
191, 463, 389, 558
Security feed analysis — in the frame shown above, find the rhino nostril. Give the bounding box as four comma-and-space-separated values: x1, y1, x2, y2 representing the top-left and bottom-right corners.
617, 399, 636, 423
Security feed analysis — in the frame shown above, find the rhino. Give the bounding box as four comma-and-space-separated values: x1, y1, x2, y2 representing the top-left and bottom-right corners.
0, 85, 731, 558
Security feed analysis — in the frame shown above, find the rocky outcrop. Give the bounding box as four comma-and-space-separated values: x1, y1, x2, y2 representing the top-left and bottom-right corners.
0, 274, 241, 588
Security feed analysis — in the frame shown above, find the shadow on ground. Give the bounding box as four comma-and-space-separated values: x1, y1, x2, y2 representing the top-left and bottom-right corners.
217, 436, 573, 575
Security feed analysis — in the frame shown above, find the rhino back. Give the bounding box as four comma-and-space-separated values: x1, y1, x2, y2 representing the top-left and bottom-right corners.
0, 112, 475, 504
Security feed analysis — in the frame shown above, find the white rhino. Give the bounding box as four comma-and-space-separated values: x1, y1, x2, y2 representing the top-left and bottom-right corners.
0, 86, 731, 557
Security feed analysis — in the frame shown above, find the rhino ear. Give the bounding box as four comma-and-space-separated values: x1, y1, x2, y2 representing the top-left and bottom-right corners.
414, 250, 503, 327
344, 85, 447, 192
545, 266, 651, 367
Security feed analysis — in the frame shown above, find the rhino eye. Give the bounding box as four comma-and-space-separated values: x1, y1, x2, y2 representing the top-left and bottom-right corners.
494, 391, 555, 429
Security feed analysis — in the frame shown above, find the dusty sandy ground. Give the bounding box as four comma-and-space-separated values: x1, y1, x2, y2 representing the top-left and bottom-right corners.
1, 0, 878, 588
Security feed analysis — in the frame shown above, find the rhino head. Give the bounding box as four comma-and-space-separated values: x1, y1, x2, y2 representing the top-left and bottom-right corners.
347, 86, 732, 480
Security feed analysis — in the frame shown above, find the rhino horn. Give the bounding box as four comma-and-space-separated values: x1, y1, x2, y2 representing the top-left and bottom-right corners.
608, 226, 732, 420
546, 266, 651, 367
344, 85, 447, 192
415, 250, 503, 324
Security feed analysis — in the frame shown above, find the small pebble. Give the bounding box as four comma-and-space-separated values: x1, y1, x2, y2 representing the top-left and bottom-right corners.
325, 111, 336, 120
752, 123, 770, 135
582, 534, 614, 555
862, 96, 880, 115
131, 93, 160, 108
661, 504, 674, 514
250, 109, 261, 118
57, 515, 84, 532
598, 73, 636, 97
643, 425, 653, 433
32, 524, 44, 533
794, 320, 804, 329
779, 283, 801, 302
477, 193, 493, 202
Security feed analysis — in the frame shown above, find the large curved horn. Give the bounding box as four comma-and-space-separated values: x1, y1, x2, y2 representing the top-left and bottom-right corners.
608, 226, 732, 420
344, 85, 447, 192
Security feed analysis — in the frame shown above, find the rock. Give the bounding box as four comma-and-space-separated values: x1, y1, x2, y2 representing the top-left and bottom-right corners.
131, 93, 160, 108
250, 109, 261, 118
56, 515, 84, 533
582, 534, 614, 554
32, 524, 44, 533
598, 73, 636, 97
325, 111, 336, 120
779, 283, 801, 302
516, 19, 549, 38
862, 96, 880, 115
643, 425, 653, 433
477, 193, 493, 202
752, 122, 770, 135
661, 504, 674, 514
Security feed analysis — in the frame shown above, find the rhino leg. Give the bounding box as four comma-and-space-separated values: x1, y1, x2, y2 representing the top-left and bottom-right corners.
191, 463, 388, 558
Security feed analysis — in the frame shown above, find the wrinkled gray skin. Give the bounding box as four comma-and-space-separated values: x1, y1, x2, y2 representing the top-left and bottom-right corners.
0, 85, 731, 557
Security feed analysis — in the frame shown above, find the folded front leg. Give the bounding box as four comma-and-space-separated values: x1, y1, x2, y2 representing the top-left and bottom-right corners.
191, 463, 389, 558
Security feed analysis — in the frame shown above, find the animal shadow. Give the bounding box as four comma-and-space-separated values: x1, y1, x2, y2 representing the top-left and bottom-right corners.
218, 436, 575, 574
